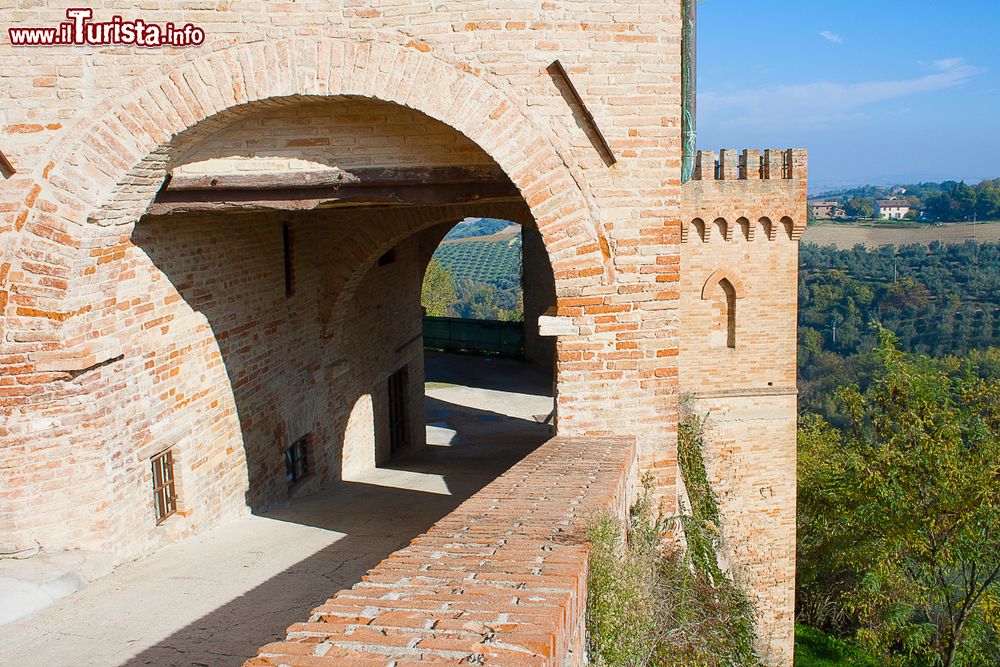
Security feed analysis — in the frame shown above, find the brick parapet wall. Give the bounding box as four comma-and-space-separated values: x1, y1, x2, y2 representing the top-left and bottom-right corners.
245, 436, 638, 667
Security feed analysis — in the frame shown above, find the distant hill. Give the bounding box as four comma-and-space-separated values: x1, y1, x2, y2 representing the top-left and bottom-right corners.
811, 178, 1000, 223
435, 233, 521, 285
443, 218, 516, 241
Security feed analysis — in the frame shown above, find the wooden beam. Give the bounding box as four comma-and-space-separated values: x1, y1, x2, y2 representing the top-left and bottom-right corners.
547, 60, 617, 166
147, 165, 522, 215
0, 150, 15, 178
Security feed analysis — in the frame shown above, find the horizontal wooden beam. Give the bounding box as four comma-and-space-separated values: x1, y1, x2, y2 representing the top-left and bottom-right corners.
147, 166, 522, 215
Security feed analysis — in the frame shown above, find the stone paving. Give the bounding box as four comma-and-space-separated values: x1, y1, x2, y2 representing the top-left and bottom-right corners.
0, 354, 553, 667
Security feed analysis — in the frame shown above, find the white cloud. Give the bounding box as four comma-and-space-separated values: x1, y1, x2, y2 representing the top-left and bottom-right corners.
700, 58, 983, 130
819, 30, 843, 45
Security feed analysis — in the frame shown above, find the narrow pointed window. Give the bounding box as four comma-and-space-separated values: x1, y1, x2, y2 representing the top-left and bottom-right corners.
719, 278, 737, 348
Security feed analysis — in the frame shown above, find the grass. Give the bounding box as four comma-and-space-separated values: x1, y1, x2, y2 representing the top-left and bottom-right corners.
794, 625, 880, 667
586, 483, 760, 666
424, 381, 458, 390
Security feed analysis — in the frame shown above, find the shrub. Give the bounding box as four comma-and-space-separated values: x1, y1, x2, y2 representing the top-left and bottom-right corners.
586, 409, 760, 666
793, 624, 880, 667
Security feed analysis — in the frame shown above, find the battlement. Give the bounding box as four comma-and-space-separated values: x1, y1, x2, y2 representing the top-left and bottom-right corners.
682, 148, 808, 243
690, 148, 807, 182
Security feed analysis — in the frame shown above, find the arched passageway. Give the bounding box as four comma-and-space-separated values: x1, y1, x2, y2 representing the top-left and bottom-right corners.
0, 89, 566, 666
122, 95, 564, 531
1, 36, 619, 567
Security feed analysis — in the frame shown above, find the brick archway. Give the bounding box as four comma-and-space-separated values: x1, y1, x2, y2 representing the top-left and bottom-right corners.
701, 267, 748, 300
314, 200, 535, 343
0, 36, 615, 559
2, 35, 611, 370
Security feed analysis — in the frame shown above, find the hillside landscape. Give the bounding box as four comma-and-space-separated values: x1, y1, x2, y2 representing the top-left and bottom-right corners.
422, 219, 523, 321
424, 219, 1000, 666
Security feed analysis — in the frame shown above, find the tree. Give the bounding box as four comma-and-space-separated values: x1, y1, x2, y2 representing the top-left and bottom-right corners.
845, 196, 874, 220
975, 181, 1000, 221
953, 182, 978, 221
421, 258, 457, 316
798, 330, 1000, 666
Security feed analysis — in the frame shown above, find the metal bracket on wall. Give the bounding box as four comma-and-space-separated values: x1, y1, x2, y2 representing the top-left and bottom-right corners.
547, 60, 617, 166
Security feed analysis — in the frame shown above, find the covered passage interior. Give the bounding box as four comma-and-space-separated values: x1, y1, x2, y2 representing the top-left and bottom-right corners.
0, 96, 562, 665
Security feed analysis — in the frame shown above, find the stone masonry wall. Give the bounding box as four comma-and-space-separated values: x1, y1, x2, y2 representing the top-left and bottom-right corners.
679, 148, 806, 664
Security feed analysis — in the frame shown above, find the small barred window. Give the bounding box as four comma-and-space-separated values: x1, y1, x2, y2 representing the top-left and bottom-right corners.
151, 450, 177, 524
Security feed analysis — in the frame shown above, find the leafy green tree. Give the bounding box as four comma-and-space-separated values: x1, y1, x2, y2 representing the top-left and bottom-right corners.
798, 331, 1000, 666
421, 258, 457, 316
975, 181, 1000, 221
953, 182, 978, 221
844, 196, 874, 220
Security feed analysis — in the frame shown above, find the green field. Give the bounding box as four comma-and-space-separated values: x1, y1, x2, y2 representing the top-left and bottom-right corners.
433, 234, 521, 284
794, 625, 879, 667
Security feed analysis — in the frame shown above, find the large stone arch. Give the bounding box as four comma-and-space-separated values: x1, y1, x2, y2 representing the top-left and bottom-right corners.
2, 35, 611, 370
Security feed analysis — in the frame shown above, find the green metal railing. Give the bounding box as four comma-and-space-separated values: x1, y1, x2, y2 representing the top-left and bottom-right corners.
423, 316, 524, 358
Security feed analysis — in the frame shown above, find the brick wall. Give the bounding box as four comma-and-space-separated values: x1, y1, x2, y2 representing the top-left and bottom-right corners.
246, 436, 638, 667
2, 3, 683, 558
0, 4, 810, 664
679, 148, 806, 664
522, 226, 557, 369
171, 98, 494, 176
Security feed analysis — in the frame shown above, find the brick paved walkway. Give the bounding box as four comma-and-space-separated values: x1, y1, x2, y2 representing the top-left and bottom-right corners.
0, 356, 555, 667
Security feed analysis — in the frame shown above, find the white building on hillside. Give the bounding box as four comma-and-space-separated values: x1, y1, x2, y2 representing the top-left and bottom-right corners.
876, 198, 911, 220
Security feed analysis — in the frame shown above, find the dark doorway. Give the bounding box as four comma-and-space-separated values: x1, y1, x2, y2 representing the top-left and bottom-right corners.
388, 367, 410, 455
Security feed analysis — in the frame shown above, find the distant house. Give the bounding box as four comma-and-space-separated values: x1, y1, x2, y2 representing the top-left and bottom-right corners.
876, 198, 910, 221
810, 200, 846, 219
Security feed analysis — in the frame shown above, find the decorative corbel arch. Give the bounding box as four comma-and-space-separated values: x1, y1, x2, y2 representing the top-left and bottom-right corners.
701, 268, 748, 300
758, 216, 775, 241
691, 217, 707, 242
736, 216, 751, 241
712, 217, 729, 241
780, 215, 796, 240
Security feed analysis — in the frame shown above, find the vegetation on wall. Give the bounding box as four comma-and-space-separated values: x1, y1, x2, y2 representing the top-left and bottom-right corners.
586, 411, 759, 666
426, 222, 1000, 665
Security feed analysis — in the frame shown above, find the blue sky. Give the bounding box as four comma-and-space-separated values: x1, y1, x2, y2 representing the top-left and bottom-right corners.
697, 0, 1000, 192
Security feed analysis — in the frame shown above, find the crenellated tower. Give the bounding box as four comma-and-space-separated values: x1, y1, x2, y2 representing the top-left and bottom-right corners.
679, 147, 807, 663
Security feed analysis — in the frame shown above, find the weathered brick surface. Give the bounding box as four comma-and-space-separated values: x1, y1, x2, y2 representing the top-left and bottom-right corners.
679, 148, 807, 663
2, 2, 681, 553
244, 436, 637, 667
0, 4, 804, 664
2, 198, 537, 558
